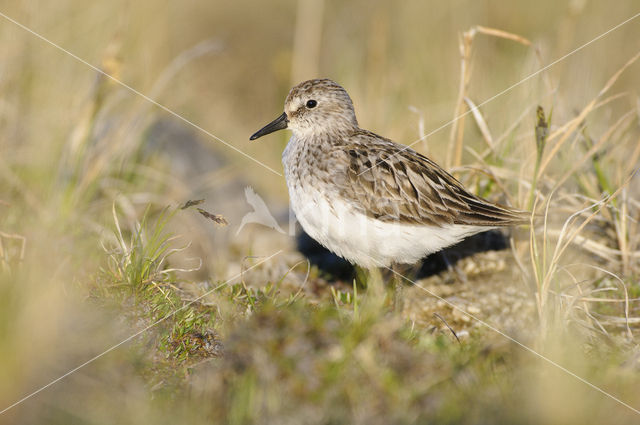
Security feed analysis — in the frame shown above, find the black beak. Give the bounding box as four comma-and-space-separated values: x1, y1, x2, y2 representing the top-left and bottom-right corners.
250, 112, 288, 140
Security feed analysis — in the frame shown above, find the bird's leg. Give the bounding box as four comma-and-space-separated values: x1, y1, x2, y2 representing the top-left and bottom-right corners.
364, 264, 408, 312
360, 265, 411, 313
389, 263, 406, 312
360, 266, 386, 314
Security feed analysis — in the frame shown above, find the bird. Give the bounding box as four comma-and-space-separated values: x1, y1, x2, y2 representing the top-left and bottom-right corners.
250, 78, 529, 269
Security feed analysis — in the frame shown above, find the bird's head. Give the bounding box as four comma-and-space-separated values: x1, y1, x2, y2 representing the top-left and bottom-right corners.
250, 78, 359, 141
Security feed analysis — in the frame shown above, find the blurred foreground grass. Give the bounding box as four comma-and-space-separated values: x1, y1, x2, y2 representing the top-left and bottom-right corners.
1, 1, 640, 424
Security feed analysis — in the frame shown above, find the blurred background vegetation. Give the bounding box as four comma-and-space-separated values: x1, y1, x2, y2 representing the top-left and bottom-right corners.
1, 0, 640, 423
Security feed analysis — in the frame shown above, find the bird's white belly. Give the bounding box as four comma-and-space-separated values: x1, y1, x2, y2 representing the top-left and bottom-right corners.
288, 185, 485, 268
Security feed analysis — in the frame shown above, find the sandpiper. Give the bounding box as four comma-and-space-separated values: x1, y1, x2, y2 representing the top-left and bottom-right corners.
250, 79, 528, 268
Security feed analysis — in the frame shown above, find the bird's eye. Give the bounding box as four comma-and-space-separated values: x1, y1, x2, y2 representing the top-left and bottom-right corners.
306, 99, 317, 108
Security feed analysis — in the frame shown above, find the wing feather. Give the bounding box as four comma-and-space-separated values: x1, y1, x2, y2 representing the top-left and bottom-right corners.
333, 130, 529, 227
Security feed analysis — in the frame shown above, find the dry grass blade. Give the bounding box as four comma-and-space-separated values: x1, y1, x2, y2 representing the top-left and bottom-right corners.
545, 229, 640, 263
197, 208, 228, 226
448, 26, 537, 169
408, 106, 427, 153
111, 203, 128, 254
464, 96, 494, 149
474, 26, 532, 46
543, 173, 636, 307
291, 0, 325, 83
617, 189, 630, 275
623, 138, 640, 178
558, 263, 634, 339
447, 30, 473, 169
278, 259, 311, 306
582, 264, 633, 340
181, 199, 205, 210
554, 109, 635, 190
493, 103, 536, 149
529, 195, 545, 313
148, 39, 223, 100
433, 313, 461, 344
538, 51, 640, 179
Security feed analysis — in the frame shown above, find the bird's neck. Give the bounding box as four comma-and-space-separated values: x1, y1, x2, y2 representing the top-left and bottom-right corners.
291, 125, 360, 145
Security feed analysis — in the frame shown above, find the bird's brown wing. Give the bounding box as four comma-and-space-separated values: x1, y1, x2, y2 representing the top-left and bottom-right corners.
330, 130, 529, 227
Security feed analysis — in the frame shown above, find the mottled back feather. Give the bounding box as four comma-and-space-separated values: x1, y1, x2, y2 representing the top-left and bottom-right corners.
330, 130, 530, 227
